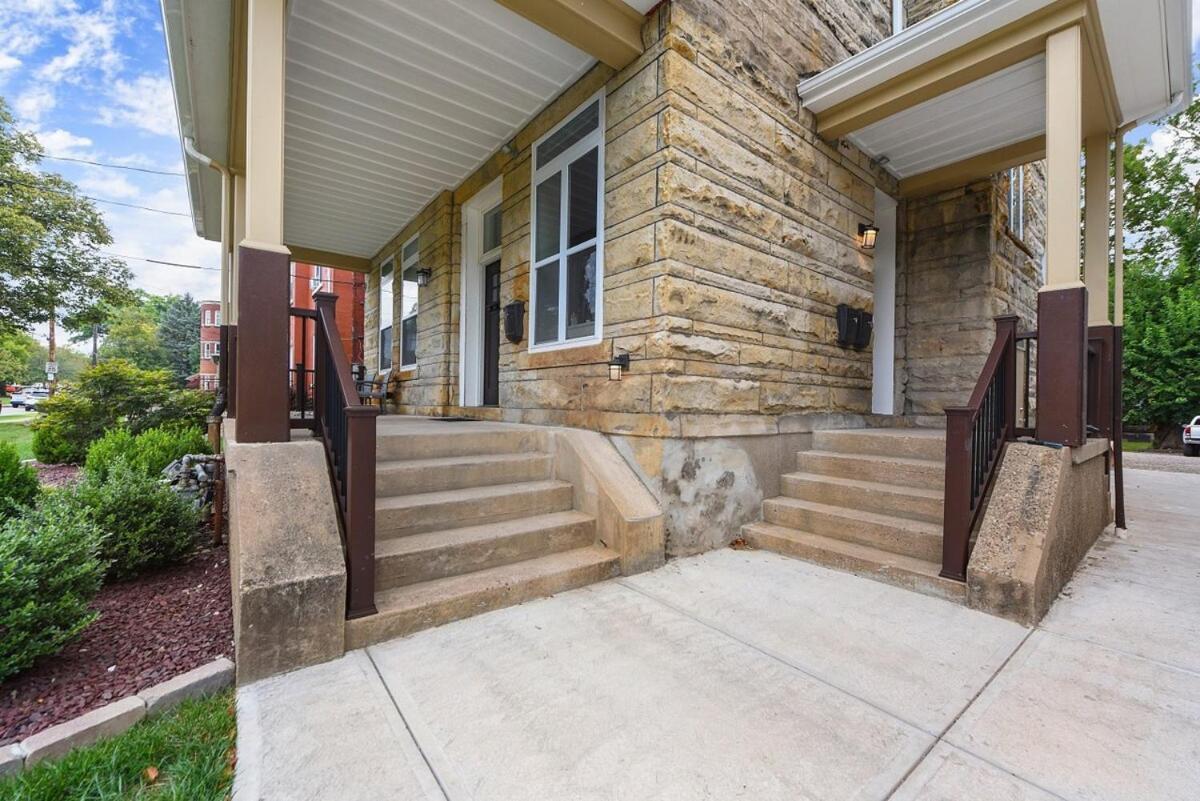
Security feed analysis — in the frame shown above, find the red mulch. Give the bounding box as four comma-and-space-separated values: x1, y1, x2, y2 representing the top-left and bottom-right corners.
0, 546, 233, 746
33, 462, 81, 487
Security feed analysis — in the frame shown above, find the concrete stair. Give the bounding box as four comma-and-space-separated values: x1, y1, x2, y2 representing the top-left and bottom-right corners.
354, 420, 616, 646
743, 427, 960, 601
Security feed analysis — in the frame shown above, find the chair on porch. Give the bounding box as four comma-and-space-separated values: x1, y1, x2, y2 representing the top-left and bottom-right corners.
356, 371, 394, 410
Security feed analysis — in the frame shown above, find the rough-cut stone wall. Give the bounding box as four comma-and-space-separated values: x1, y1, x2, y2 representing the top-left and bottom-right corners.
904, 0, 961, 26
899, 167, 1043, 423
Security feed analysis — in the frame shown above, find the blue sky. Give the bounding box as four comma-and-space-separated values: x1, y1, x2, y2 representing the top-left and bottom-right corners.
0, 0, 1196, 354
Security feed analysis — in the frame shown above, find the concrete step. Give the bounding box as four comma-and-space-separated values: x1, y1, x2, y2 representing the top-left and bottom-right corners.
376, 452, 553, 497
375, 511, 596, 590
762, 496, 942, 562
375, 425, 546, 462
795, 450, 945, 491
346, 546, 619, 649
812, 428, 946, 461
740, 522, 965, 603
781, 472, 944, 525
376, 480, 574, 540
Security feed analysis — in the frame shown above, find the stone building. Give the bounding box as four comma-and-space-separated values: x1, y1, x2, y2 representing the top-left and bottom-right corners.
164, 0, 1187, 677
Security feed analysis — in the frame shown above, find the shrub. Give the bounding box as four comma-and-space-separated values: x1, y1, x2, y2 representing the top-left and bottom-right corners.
31, 360, 215, 464
0, 494, 106, 681
72, 461, 200, 580
86, 426, 210, 483
0, 441, 39, 516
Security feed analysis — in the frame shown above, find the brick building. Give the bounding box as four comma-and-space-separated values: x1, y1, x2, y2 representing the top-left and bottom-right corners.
198, 299, 220, 391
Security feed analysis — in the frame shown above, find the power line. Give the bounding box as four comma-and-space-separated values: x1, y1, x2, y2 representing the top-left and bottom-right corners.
103, 251, 367, 288
0, 176, 191, 217
40, 154, 185, 177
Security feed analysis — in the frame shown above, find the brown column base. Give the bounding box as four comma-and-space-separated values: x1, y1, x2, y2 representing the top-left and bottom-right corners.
1036, 285, 1088, 447
235, 244, 290, 442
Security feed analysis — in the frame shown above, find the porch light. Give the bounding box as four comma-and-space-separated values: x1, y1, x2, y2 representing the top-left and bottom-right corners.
415, 268, 431, 287
858, 223, 879, 250
608, 352, 630, 381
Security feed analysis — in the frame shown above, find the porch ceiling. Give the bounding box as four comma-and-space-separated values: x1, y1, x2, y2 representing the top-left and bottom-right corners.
282, 0, 646, 261
797, 0, 1192, 195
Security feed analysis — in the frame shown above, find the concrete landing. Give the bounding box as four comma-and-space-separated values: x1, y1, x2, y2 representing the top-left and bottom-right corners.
235, 468, 1200, 801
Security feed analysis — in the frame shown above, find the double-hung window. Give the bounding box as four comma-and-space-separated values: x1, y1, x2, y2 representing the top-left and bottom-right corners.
379, 259, 394, 371
309, 265, 328, 294
1007, 166, 1025, 240
530, 95, 604, 349
399, 237, 420, 369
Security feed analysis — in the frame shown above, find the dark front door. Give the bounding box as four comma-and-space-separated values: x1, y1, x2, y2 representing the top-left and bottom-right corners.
483, 260, 501, 406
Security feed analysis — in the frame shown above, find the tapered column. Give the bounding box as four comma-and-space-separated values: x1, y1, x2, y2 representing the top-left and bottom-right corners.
1084, 134, 1111, 325
1037, 24, 1087, 447
235, 0, 290, 442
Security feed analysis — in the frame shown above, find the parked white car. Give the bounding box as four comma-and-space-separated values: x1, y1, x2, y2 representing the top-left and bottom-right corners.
8, 389, 28, 408
1185, 416, 1200, 457
22, 388, 50, 410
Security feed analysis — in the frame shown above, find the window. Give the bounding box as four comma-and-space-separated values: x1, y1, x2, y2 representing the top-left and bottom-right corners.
202, 341, 220, 360
1007, 166, 1025, 240
309, 266, 327, 293
203, 309, 212, 326
379, 259, 394, 371
214, 310, 222, 326
399, 237, 420, 369
529, 95, 604, 349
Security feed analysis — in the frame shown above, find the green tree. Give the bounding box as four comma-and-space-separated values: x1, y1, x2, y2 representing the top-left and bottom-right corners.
156, 294, 201, 384
1121, 88, 1200, 447
98, 301, 168, 371
0, 331, 36, 386
0, 98, 132, 335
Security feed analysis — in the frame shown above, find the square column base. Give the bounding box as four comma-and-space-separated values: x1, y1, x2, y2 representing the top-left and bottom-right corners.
1036, 285, 1087, 447
235, 244, 290, 442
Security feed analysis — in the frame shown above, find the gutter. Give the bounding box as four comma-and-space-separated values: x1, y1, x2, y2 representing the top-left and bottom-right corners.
183, 137, 233, 315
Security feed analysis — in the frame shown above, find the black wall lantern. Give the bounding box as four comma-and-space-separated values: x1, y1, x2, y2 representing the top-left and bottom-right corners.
857, 223, 879, 250
836, 303, 873, 350
414, 268, 432, 287
503, 301, 525, 344
608, 352, 630, 381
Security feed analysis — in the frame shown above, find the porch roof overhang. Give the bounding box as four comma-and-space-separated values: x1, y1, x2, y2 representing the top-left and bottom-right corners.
797, 0, 1192, 197
163, 0, 656, 263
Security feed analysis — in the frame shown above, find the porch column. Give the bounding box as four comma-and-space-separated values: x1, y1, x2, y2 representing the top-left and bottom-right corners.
1084, 133, 1111, 325
235, 0, 291, 442
1037, 24, 1088, 447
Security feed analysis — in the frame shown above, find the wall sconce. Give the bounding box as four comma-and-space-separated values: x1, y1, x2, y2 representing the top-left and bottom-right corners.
414, 268, 432, 287
857, 223, 879, 250
608, 352, 630, 381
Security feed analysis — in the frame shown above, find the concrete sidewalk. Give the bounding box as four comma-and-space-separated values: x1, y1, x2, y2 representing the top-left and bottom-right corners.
234, 468, 1200, 801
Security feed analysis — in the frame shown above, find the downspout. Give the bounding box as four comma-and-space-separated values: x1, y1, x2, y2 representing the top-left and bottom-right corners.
183, 136, 232, 421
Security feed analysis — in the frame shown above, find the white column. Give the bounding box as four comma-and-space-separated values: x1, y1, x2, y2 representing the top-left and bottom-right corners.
1114, 128, 1127, 326
1084, 133, 1111, 324
1044, 25, 1084, 289
243, 0, 287, 249
871, 190, 897, 415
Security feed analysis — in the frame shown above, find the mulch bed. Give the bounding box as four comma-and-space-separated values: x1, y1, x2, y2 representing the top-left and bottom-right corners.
0, 546, 233, 746
33, 462, 81, 487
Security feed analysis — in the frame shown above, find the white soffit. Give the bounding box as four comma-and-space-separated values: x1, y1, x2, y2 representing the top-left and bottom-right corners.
283, 0, 598, 259
849, 56, 1046, 179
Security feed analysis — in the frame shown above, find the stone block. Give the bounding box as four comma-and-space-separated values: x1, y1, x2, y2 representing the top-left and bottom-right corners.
22, 697, 145, 766
644, 330, 738, 364
140, 658, 235, 715
653, 374, 759, 413
0, 744, 24, 777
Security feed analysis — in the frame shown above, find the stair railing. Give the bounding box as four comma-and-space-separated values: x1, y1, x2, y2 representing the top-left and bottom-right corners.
941, 315, 1019, 581
311, 291, 379, 619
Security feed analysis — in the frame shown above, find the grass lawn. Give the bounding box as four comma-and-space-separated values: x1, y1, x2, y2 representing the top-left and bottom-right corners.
0, 691, 235, 801
1122, 439, 1154, 452
0, 417, 35, 461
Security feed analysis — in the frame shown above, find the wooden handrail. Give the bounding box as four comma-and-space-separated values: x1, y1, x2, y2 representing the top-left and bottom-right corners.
941, 315, 1019, 581
313, 294, 368, 413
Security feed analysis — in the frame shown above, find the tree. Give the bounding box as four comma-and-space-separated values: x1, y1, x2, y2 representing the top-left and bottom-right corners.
0, 332, 36, 386
155, 294, 201, 384
98, 301, 167, 371
0, 97, 132, 335
1121, 86, 1200, 447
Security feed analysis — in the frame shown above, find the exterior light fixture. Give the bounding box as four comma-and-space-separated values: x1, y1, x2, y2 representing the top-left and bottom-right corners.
608, 352, 630, 381
415, 268, 432, 287
858, 223, 879, 250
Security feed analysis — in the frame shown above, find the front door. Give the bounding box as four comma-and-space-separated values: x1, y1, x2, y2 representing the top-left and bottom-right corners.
483, 260, 501, 406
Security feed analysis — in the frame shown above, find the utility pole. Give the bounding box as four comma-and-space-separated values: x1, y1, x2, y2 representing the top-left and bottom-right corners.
91, 323, 99, 366
47, 305, 57, 397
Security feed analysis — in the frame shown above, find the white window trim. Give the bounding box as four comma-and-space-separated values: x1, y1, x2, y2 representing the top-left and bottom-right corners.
459, 179, 504, 407
378, 257, 395, 372
528, 91, 605, 354
399, 235, 420, 370
309, 265, 327, 293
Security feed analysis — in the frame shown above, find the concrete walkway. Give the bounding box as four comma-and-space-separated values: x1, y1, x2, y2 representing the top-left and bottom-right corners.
234, 468, 1200, 801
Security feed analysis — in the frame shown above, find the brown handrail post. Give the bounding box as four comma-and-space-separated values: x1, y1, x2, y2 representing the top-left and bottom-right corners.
996, 315, 1019, 440
942, 408, 974, 580
345, 407, 378, 618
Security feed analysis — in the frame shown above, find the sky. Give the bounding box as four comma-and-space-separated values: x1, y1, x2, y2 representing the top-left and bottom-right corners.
0, 0, 1197, 355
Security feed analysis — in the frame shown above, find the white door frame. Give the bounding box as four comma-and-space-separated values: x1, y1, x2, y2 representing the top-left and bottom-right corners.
872, 189, 898, 415
459, 178, 503, 407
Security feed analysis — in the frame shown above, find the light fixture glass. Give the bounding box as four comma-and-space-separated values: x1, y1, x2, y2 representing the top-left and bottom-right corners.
415, 268, 432, 287
609, 363, 623, 381
608, 352, 629, 381
858, 223, 879, 250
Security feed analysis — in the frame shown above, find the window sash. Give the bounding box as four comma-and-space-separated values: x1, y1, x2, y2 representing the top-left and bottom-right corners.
379, 259, 395, 371
399, 236, 419, 368
529, 94, 604, 350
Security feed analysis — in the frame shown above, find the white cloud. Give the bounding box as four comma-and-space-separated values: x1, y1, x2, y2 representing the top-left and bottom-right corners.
34, 127, 93, 157
0, 54, 21, 72
14, 85, 55, 122
77, 171, 140, 200
98, 74, 178, 138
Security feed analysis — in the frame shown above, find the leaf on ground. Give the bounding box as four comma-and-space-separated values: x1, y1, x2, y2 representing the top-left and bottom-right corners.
143, 765, 159, 783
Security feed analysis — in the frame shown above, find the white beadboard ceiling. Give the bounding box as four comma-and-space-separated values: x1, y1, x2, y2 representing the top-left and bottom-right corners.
283, 0, 602, 259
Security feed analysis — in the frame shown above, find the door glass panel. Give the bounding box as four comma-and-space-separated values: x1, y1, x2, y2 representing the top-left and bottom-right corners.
565, 246, 596, 340
483, 205, 502, 253
535, 174, 561, 263
568, 148, 598, 248
534, 262, 559, 345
